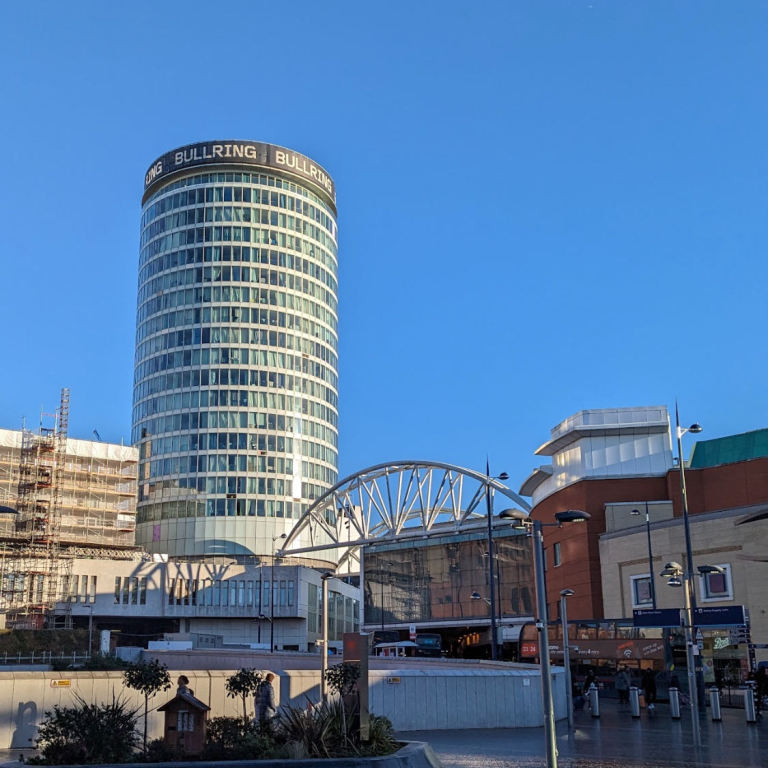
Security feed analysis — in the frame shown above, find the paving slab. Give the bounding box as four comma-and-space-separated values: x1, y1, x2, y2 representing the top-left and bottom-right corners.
400, 700, 768, 768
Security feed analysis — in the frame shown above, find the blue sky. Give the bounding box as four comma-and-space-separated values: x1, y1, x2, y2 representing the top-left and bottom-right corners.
1, 1, 766, 490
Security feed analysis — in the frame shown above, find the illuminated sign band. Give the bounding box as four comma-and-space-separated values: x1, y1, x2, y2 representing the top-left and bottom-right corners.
143, 141, 335, 209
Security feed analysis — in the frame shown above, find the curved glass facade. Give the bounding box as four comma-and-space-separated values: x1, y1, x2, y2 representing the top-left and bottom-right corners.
132, 142, 338, 558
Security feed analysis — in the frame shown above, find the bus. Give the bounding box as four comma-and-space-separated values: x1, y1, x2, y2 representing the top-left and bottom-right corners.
415, 632, 442, 657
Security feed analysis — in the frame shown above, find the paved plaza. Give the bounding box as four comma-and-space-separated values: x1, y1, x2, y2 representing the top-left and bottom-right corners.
402, 700, 768, 768
0, 699, 765, 767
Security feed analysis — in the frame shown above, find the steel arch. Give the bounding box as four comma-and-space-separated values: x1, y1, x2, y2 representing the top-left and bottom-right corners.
281, 460, 531, 571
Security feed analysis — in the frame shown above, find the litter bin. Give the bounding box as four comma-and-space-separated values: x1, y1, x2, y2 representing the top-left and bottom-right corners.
744, 684, 757, 724
669, 687, 681, 720
709, 687, 721, 722
629, 686, 641, 718
588, 683, 600, 718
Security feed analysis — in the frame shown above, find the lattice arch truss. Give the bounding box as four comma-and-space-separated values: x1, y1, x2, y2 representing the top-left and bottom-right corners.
281, 460, 531, 572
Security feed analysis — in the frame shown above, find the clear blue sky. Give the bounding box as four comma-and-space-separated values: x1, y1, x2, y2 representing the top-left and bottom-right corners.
1, 1, 766, 491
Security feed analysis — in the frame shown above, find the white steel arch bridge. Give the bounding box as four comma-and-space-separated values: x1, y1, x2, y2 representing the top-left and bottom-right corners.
280, 460, 531, 572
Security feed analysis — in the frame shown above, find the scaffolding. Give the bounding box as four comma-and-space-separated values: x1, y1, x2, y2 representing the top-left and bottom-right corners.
4, 389, 72, 629
0, 389, 140, 630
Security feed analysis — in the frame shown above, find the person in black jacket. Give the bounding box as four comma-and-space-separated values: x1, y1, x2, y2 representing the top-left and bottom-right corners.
256, 673, 276, 725
641, 667, 657, 710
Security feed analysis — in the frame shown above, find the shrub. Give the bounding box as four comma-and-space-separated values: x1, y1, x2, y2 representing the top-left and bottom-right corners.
204, 716, 274, 760
143, 738, 186, 762
275, 698, 394, 758
275, 699, 343, 758
362, 714, 399, 756
29, 692, 139, 764
323, 662, 361, 749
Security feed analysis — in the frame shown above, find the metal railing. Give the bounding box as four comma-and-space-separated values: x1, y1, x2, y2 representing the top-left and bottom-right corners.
0, 650, 90, 666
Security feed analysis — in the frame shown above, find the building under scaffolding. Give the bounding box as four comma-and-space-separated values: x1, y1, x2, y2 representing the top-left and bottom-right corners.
0, 391, 138, 629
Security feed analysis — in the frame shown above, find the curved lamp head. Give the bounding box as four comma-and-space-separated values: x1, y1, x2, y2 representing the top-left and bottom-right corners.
497, 472, 509, 481
667, 576, 683, 587
560, 589, 575, 598
470, 591, 481, 600
630, 509, 641, 516
554, 509, 591, 525
688, 423, 703, 434
660, 561, 683, 578
499, 509, 529, 527
321, 571, 334, 581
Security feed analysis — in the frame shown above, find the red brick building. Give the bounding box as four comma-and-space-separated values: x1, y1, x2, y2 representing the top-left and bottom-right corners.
521, 407, 768, 622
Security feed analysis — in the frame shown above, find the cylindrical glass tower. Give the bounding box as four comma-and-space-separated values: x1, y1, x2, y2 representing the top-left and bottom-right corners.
132, 141, 338, 558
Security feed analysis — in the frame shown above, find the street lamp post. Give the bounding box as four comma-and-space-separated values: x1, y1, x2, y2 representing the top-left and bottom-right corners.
270, 533, 287, 653
484, 461, 508, 661
320, 572, 333, 702
87, 604, 94, 657
501, 508, 591, 768
560, 589, 575, 730
532, 519, 557, 766
631, 503, 656, 609
675, 405, 703, 701
675, 406, 702, 602
660, 561, 723, 747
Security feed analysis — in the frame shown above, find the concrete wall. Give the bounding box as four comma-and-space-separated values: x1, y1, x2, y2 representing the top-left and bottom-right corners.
0, 664, 565, 748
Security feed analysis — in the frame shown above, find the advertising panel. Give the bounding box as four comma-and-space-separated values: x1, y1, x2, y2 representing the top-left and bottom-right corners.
143, 141, 335, 207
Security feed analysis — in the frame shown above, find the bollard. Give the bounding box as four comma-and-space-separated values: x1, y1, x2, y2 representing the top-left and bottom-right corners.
629, 686, 641, 718
669, 687, 681, 719
709, 687, 722, 722
744, 684, 757, 724
588, 682, 600, 718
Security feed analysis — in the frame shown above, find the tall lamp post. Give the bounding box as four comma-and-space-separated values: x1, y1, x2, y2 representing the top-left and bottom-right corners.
631, 503, 656, 609
675, 407, 702, 605
660, 561, 723, 747
559, 589, 575, 731
675, 406, 703, 700
270, 533, 287, 653
501, 508, 591, 768
484, 462, 508, 661
320, 571, 333, 702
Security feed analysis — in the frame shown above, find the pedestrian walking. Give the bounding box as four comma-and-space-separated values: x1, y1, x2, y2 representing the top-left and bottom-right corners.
583, 668, 597, 711
255, 672, 277, 725
641, 667, 657, 711
615, 665, 630, 707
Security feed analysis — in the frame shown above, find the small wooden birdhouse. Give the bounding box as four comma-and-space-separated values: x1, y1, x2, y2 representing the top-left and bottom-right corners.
158, 690, 211, 756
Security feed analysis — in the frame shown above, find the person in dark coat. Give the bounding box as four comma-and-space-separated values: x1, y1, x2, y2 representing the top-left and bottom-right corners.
641, 668, 657, 710
583, 668, 597, 695
255, 673, 276, 725
615, 666, 630, 706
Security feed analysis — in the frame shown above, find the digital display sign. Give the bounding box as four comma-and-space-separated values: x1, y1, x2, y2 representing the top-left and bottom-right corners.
143, 141, 335, 208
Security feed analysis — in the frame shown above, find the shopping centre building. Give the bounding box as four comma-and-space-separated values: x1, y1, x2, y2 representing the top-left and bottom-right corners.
520, 405, 768, 679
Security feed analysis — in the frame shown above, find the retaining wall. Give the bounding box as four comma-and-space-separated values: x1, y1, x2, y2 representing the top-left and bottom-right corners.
0, 665, 565, 749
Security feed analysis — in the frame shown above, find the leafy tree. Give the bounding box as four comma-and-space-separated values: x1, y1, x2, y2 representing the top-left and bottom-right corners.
225, 667, 264, 723
324, 662, 360, 697
122, 658, 171, 754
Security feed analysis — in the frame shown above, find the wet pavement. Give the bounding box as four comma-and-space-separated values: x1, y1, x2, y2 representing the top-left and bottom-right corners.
401, 700, 768, 767
1, 700, 764, 767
